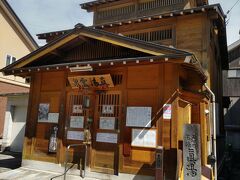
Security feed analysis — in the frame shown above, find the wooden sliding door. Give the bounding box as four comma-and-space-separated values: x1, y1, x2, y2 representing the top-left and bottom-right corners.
91, 91, 121, 175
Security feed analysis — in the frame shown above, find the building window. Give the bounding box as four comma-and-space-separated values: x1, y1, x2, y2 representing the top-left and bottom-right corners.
126, 28, 173, 42
228, 69, 240, 78
6, 54, 16, 66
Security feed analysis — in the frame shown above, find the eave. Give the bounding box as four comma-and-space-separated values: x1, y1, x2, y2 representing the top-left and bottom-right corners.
80, 0, 120, 11
3, 54, 207, 83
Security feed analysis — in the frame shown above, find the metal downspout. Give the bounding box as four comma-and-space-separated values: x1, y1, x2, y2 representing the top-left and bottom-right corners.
204, 83, 217, 180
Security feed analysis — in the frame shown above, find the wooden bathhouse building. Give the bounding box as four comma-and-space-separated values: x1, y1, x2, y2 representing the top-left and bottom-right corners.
1, 0, 228, 179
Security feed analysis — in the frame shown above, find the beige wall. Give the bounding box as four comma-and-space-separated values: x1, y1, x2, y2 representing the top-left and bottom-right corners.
0, 7, 32, 87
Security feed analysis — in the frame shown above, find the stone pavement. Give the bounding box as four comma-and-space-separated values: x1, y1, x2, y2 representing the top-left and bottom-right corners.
0, 151, 154, 180
0, 167, 97, 180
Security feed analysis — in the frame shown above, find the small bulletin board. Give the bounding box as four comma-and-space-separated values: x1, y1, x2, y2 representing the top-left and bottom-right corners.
131, 128, 156, 148
96, 132, 118, 144
70, 116, 84, 128
67, 131, 84, 141
126, 107, 152, 127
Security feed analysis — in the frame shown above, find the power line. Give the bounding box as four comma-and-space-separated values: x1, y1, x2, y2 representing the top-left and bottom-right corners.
226, 0, 240, 25
226, 0, 240, 15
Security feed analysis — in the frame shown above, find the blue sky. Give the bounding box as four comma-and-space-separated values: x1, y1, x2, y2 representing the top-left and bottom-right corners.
7, 0, 240, 46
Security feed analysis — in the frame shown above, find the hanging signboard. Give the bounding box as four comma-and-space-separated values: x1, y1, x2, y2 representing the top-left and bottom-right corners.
96, 132, 118, 143
67, 130, 84, 141
72, 105, 83, 114
68, 74, 114, 89
99, 117, 115, 130
70, 116, 84, 128
126, 107, 152, 127
183, 124, 201, 180
38, 103, 49, 122
131, 128, 156, 148
102, 105, 114, 114
163, 104, 172, 119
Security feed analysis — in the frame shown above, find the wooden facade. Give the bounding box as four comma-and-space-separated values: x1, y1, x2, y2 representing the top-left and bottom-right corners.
2, 0, 228, 179
38, 1, 228, 135
2, 25, 212, 179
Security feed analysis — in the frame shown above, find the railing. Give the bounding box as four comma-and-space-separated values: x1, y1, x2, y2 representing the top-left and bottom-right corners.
63, 143, 88, 180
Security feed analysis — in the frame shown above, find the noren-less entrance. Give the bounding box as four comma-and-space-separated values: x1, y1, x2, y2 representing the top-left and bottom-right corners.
65, 90, 121, 175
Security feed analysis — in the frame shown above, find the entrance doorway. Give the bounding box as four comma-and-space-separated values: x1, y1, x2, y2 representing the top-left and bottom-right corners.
65, 90, 121, 175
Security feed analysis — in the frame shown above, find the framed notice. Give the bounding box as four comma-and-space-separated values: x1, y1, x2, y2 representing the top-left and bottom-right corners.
72, 105, 83, 113
126, 107, 152, 127
96, 132, 118, 143
70, 116, 84, 128
163, 104, 172, 119
67, 131, 84, 141
99, 117, 115, 130
38, 103, 49, 122
131, 129, 156, 148
48, 113, 59, 123
102, 105, 114, 114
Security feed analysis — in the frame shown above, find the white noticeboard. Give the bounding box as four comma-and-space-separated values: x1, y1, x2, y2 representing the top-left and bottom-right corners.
99, 117, 115, 130
131, 128, 156, 148
67, 131, 84, 141
126, 107, 152, 127
70, 116, 84, 128
47, 113, 59, 123
163, 104, 172, 119
96, 132, 118, 143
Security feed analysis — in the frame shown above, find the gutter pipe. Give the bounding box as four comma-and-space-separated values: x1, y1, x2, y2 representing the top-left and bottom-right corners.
204, 83, 217, 180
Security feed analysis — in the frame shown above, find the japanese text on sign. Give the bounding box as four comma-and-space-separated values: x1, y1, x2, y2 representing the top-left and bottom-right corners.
183, 124, 201, 180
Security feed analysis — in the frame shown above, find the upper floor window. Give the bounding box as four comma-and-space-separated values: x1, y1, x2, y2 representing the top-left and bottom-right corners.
6, 54, 16, 66
228, 70, 240, 78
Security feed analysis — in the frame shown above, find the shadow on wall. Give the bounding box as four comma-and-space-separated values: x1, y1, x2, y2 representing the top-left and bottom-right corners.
10, 124, 26, 152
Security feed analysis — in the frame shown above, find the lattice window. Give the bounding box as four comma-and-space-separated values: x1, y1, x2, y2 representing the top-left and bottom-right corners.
98, 94, 120, 117
138, 0, 185, 11
111, 74, 123, 86
126, 29, 172, 42
97, 5, 135, 20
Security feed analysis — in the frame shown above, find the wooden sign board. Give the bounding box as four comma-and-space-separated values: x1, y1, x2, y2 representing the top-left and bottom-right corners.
68, 74, 114, 89
183, 124, 201, 180
126, 107, 152, 127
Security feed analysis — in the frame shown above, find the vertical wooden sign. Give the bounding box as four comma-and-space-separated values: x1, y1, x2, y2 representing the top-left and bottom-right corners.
183, 124, 201, 180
